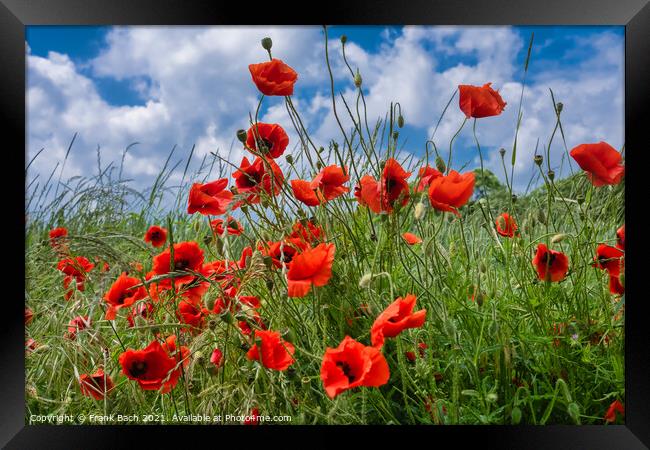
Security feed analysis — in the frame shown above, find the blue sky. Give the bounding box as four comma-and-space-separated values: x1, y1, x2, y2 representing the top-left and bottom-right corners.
26, 25, 624, 200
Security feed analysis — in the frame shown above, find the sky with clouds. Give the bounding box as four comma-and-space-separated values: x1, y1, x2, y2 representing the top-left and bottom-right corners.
26, 25, 624, 205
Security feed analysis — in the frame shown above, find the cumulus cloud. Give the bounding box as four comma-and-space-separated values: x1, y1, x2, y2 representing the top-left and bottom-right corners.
26, 25, 623, 206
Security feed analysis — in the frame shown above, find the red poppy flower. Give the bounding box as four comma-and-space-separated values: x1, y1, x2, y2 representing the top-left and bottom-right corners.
101, 261, 110, 272
286, 243, 335, 298
616, 224, 625, 250
370, 294, 427, 348
289, 219, 325, 244
152, 241, 204, 276
320, 336, 390, 399
416, 166, 442, 192
243, 407, 261, 425
428, 170, 475, 216
355, 158, 411, 214
162, 335, 190, 369
239, 320, 252, 336
604, 399, 624, 423
104, 272, 148, 320
176, 299, 208, 333
402, 232, 422, 245
26, 338, 38, 352
291, 179, 324, 206
262, 238, 309, 269
458, 83, 507, 118
532, 243, 569, 282
63, 275, 85, 301
79, 369, 114, 400
118, 340, 180, 394
144, 226, 167, 247
238, 246, 253, 269
593, 244, 624, 277
49, 227, 68, 247
246, 123, 289, 159
210, 348, 224, 368
311, 165, 350, 201
66, 315, 91, 340
187, 178, 234, 216
233, 156, 284, 204
127, 301, 155, 328
569, 142, 625, 186
247, 329, 296, 371
249, 59, 298, 96
496, 213, 518, 238
210, 217, 243, 236
609, 273, 625, 295
57, 256, 94, 281
25, 307, 33, 325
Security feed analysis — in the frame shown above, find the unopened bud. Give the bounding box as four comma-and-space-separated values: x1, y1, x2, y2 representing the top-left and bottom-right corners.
354, 70, 362, 88
551, 233, 567, 244
435, 156, 446, 173
261, 37, 273, 51
547, 170, 555, 181
534, 154, 543, 166
537, 208, 547, 225
397, 115, 404, 128
499, 148, 506, 157
340, 35, 347, 44
576, 194, 585, 205
237, 129, 247, 144
285, 154, 294, 164
359, 273, 373, 289
511, 194, 518, 203
556, 102, 563, 113
240, 205, 248, 214
318, 146, 325, 153
316, 161, 323, 170
414, 202, 426, 220
480, 262, 487, 273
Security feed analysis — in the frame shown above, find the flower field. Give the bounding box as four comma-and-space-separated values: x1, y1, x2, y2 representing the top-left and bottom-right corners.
25, 31, 625, 425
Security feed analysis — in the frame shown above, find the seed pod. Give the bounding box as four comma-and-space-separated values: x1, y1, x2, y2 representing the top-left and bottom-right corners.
551, 233, 567, 244
359, 273, 373, 289
316, 161, 323, 170
340, 35, 347, 44
499, 148, 506, 157
511, 194, 518, 203
354, 70, 362, 88
237, 129, 247, 144
261, 37, 273, 51
435, 156, 446, 173
285, 154, 294, 164
397, 115, 405, 128
414, 202, 426, 220
547, 170, 555, 181
534, 154, 543, 166
556, 102, 563, 113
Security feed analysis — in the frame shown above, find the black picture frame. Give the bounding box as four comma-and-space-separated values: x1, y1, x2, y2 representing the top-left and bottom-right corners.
3, 0, 649, 447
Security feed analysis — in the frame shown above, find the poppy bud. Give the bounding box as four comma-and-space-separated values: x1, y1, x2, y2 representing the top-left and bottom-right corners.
359, 273, 373, 289
237, 129, 247, 144
193, 220, 202, 233
435, 156, 446, 173
511, 406, 522, 424
203, 234, 213, 246
547, 170, 555, 181
576, 194, 585, 205
194, 350, 205, 364
354, 70, 362, 88
240, 205, 248, 214
551, 233, 567, 244
414, 202, 426, 220
498, 148, 506, 157
534, 154, 543, 166
221, 312, 233, 324
318, 146, 325, 153
340, 35, 347, 44
262, 256, 274, 270
480, 262, 487, 273
537, 208, 547, 225
556, 102, 563, 113
261, 37, 273, 51
316, 161, 323, 170
511, 194, 518, 203
205, 296, 216, 310
285, 154, 294, 164
397, 115, 404, 128
215, 237, 224, 254
265, 279, 274, 291
231, 186, 239, 195
486, 393, 498, 402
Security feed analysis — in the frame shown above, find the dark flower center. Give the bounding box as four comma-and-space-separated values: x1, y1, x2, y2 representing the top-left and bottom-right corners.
175, 258, 190, 271
387, 315, 401, 323
336, 361, 357, 383
544, 252, 556, 266
150, 231, 160, 239
130, 361, 147, 377
260, 138, 274, 154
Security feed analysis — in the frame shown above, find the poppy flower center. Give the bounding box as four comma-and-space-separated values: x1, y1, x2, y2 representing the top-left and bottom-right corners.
130, 361, 148, 377
240, 171, 263, 188
387, 315, 401, 323
260, 138, 274, 154
336, 361, 357, 383
175, 258, 190, 271
545, 252, 556, 266
151, 231, 160, 239
117, 290, 132, 305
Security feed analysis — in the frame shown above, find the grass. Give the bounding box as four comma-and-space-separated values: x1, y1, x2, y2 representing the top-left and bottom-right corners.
24, 31, 624, 426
